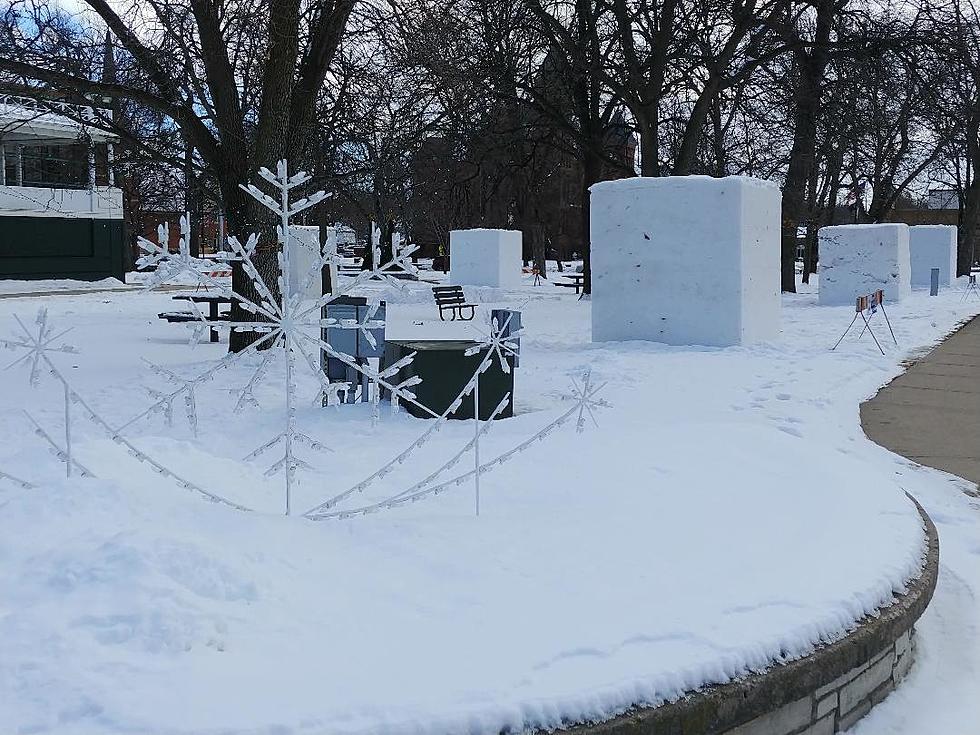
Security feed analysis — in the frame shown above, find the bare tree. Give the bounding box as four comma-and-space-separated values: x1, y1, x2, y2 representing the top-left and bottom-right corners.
1, 0, 355, 349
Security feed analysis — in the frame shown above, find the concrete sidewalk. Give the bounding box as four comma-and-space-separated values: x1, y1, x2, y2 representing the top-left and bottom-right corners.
861, 316, 980, 489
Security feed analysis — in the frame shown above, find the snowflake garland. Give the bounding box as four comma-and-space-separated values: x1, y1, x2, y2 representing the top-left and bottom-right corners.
2, 160, 607, 519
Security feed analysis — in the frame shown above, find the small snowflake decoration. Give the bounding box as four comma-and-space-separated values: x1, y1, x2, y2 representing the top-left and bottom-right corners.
1, 309, 77, 385
569, 371, 609, 433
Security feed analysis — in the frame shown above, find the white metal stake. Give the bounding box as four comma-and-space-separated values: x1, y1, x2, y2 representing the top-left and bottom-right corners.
281, 164, 293, 517
474, 374, 480, 517
64, 382, 72, 478
285, 348, 293, 516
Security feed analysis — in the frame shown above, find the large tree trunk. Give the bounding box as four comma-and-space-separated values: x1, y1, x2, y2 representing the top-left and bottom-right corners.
531, 222, 547, 279
580, 149, 602, 295
226, 0, 301, 352
637, 110, 660, 177
960, 177, 980, 277
780, 0, 835, 294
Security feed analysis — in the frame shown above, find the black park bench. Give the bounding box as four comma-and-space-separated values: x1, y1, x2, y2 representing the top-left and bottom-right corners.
431, 285, 476, 321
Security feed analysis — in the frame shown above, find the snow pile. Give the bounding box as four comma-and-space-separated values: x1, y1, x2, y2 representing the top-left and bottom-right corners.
1, 284, 978, 735
449, 229, 522, 288
590, 176, 780, 346
818, 224, 911, 306
909, 225, 957, 288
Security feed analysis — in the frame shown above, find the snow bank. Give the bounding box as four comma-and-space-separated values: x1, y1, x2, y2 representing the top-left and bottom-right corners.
449, 229, 522, 288
2, 283, 977, 735
818, 224, 911, 306
590, 176, 780, 346
909, 225, 957, 287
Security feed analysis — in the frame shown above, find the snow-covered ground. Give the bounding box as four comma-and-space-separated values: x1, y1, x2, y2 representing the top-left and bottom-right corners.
0, 273, 978, 735
0, 276, 130, 295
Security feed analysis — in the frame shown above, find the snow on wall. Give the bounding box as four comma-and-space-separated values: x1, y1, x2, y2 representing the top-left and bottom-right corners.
909, 225, 957, 287
590, 176, 781, 346
449, 229, 522, 289
818, 224, 911, 306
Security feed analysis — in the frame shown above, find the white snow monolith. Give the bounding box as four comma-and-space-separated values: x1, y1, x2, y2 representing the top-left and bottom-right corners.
590, 176, 781, 346
909, 225, 957, 287
818, 224, 911, 306
290, 225, 322, 299
450, 229, 522, 288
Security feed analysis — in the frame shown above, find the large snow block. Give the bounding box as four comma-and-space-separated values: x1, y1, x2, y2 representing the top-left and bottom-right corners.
450, 229, 522, 289
818, 224, 910, 306
909, 225, 957, 287
590, 176, 781, 346
289, 225, 323, 299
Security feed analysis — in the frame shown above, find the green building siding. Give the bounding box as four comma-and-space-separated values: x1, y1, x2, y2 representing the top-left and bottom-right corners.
0, 216, 126, 281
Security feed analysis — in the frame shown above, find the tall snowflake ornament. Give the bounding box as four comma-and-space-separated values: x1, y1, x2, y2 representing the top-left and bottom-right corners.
135, 161, 436, 515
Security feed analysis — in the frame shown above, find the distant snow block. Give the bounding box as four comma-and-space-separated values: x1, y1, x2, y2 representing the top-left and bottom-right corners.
290, 225, 322, 299
818, 224, 911, 306
450, 229, 522, 289
909, 225, 957, 287
590, 176, 781, 347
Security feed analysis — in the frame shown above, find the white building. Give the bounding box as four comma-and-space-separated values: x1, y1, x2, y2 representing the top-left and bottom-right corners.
0, 93, 125, 281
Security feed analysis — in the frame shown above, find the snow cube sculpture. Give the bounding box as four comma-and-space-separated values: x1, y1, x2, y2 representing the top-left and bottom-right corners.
450, 229, 522, 289
591, 176, 781, 346
909, 225, 957, 287
290, 225, 322, 299
818, 224, 910, 306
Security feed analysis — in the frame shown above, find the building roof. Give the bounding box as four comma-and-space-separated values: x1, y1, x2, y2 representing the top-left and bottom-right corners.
0, 94, 117, 144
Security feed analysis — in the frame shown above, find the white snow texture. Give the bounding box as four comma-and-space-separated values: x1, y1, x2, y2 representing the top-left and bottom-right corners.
3, 278, 975, 735
818, 224, 911, 306
590, 176, 781, 346
449, 229, 522, 288
909, 225, 957, 287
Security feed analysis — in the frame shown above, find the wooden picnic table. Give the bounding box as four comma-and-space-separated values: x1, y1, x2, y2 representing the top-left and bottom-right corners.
167, 293, 232, 343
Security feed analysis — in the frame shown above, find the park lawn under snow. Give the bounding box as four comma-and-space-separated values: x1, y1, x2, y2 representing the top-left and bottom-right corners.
0, 275, 978, 735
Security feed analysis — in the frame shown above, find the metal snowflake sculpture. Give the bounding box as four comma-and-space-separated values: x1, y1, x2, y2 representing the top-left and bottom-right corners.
136, 215, 218, 286
4, 160, 607, 520
1, 309, 82, 477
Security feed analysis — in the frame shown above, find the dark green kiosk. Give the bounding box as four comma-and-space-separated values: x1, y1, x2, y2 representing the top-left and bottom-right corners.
383, 338, 516, 421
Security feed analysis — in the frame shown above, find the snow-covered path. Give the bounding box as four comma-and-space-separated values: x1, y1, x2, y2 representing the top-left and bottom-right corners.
0, 277, 977, 734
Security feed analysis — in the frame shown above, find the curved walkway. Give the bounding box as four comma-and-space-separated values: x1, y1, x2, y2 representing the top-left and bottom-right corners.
861, 315, 980, 491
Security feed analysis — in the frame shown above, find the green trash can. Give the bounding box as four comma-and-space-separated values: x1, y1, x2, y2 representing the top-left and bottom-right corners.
382, 339, 514, 420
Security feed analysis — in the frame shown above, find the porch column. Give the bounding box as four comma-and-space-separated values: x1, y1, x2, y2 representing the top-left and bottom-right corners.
0, 144, 5, 186
15, 145, 23, 186
87, 145, 96, 189
107, 142, 115, 186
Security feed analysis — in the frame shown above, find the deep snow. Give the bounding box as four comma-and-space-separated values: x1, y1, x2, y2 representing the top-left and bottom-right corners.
0, 272, 978, 735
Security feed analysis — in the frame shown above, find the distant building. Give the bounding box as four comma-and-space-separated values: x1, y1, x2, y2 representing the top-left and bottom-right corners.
0, 93, 125, 281
927, 188, 959, 210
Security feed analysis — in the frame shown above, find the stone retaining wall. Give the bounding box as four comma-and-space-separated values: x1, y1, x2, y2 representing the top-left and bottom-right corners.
567, 497, 938, 735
